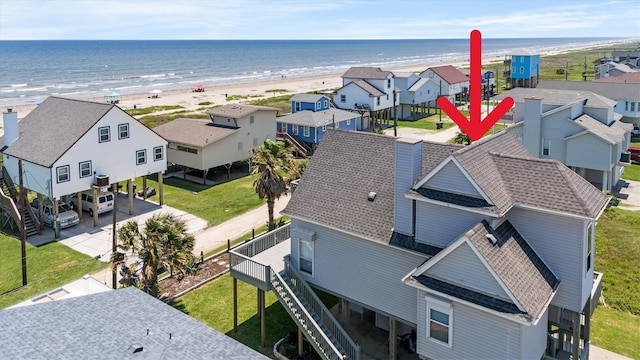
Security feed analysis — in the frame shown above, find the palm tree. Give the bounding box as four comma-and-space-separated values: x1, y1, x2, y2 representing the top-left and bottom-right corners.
452, 131, 473, 145
251, 139, 298, 231
111, 212, 195, 297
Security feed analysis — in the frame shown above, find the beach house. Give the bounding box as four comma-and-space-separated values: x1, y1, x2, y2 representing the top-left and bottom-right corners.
334, 67, 398, 129
153, 103, 278, 183
393, 72, 439, 120
229, 129, 607, 360
594, 61, 637, 79
504, 50, 540, 88
494, 88, 633, 191
276, 94, 362, 155
419, 65, 469, 105
1, 97, 167, 237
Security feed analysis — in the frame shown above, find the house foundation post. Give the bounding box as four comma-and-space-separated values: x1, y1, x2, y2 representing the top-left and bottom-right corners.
572, 311, 581, 360
75, 191, 82, 220
37, 193, 44, 228
127, 179, 134, 215
259, 288, 266, 348
584, 299, 591, 359
157, 171, 164, 205
202, 169, 208, 185
92, 186, 98, 227
53, 196, 60, 239
389, 316, 397, 360
233, 278, 238, 333
340, 298, 350, 329
142, 176, 147, 200
297, 327, 304, 355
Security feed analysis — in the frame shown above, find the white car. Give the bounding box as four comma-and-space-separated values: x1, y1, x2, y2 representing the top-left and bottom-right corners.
30, 198, 80, 229
70, 191, 114, 217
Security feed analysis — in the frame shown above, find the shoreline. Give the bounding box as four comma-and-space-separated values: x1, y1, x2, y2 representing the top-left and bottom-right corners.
5, 39, 634, 119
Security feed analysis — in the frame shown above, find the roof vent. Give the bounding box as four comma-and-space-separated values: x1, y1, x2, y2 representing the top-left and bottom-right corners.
367, 192, 377, 201
128, 344, 144, 354
486, 234, 497, 246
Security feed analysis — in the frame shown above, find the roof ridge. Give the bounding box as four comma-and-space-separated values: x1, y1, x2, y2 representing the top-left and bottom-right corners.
555, 163, 593, 217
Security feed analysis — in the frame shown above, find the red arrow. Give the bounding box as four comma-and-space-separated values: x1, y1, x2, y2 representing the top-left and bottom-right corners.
437, 30, 514, 141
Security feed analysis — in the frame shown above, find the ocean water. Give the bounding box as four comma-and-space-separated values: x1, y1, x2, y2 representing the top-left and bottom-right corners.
0, 38, 626, 108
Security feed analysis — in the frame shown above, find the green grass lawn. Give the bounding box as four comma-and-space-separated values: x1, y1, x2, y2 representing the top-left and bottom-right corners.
591, 307, 640, 359
621, 164, 640, 182
124, 173, 265, 227
0, 233, 108, 309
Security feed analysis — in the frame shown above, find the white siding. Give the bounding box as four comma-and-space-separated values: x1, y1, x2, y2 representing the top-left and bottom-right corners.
290, 220, 427, 324
2, 157, 51, 197
415, 202, 489, 247
394, 139, 422, 235
566, 134, 612, 172
416, 290, 522, 360
426, 242, 510, 301
424, 161, 482, 197
521, 308, 548, 360
507, 207, 585, 312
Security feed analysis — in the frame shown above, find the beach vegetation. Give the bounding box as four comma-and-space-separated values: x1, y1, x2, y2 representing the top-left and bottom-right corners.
126, 105, 184, 117
138, 113, 209, 128
225, 94, 263, 101
247, 94, 291, 113
198, 101, 214, 106
266, 89, 289, 93
0, 233, 107, 309
112, 213, 195, 298
251, 140, 298, 231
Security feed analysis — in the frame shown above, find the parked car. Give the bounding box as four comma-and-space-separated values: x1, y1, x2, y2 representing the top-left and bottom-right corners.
70, 190, 114, 217
632, 125, 640, 136
30, 198, 80, 229
629, 147, 640, 163
137, 186, 156, 198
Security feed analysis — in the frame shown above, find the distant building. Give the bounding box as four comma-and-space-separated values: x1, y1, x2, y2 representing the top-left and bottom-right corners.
419, 65, 469, 104
393, 72, 439, 120
504, 50, 540, 88
594, 61, 637, 79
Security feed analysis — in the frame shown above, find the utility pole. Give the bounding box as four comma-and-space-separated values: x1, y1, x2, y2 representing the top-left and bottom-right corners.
565, 62, 569, 81
439, 80, 442, 123
393, 89, 397, 137
112, 182, 118, 289
19, 160, 27, 286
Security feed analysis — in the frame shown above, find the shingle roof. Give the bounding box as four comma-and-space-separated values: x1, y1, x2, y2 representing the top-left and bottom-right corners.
342, 67, 392, 80
464, 220, 559, 322
493, 87, 616, 108
425, 65, 469, 85
0, 287, 268, 359
593, 72, 640, 84
347, 80, 385, 97
4, 96, 114, 167
153, 118, 237, 147
570, 114, 631, 144
290, 93, 326, 103
538, 79, 640, 102
278, 108, 360, 127
207, 103, 279, 118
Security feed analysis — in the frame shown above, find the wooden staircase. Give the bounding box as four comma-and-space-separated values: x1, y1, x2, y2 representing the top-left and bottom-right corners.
0, 168, 40, 238
281, 132, 312, 157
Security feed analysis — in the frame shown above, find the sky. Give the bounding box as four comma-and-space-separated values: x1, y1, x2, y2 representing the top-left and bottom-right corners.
1, 0, 639, 40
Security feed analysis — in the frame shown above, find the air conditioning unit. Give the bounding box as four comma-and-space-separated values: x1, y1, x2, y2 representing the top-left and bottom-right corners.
95, 174, 109, 187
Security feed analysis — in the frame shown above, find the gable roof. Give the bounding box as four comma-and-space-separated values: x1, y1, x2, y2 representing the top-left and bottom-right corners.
424, 65, 469, 85
207, 103, 279, 118
290, 93, 328, 103
407, 220, 559, 323
593, 72, 640, 84
493, 87, 616, 108
538, 80, 640, 102
342, 66, 393, 80
570, 114, 631, 144
0, 287, 268, 359
343, 79, 385, 97
153, 118, 238, 148
278, 108, 360, 127
4, 96, 115, 167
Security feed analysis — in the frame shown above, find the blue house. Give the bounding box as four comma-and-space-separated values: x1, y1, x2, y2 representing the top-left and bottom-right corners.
505, 50, 540, 88
277, 94, 362, 153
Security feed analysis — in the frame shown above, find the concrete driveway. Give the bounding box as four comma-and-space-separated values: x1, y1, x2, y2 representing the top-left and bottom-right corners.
27, 192, 208, 261
613, 179, 640, 210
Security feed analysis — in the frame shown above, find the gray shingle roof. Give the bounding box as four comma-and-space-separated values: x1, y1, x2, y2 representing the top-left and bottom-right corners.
290, 93, 326, 103
465, 220, 559, 322
4, 96, 114, 167
278, 108, 360, 127
538, 79, 640, 102
569, 114, 632, 144
593, 72, 640, 84
348, 80, 385, 97
342, 67, 392, 80
153, 118, 237, 147
0, 287, 268, 359
496, 87, 618, 108
207, 103, 279, 118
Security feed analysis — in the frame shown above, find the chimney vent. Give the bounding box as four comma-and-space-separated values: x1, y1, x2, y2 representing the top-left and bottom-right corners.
367, 192, 376, 201
128, 344, 144, 354
486, 234, 497, 246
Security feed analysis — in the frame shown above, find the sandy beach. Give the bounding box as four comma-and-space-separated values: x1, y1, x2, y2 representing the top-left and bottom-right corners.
5, 41, 627, 120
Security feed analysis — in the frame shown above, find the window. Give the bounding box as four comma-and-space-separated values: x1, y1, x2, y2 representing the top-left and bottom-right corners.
118, 123, 129, 139
136, 149, 146, 165
625, 101, 629, 111
322, 125, 327, 132
428, 71, 434, 78
56, 165, 70, 183
176, 145, 197, 154
79, 161, 92, 178
153, 146, 163, 161
340, 94, 346, 103
426, 296, 452, 347
303, 126, 310, 137
631, 102, 636, 112
542, 138, 550, 156
586, 223, 593, 273
520, 66, 524, 74
299, 238, 314, 275
347, 119, 351, 126
335, 121, 339, 129
295, 102, 301, 112
324, 100, 328, 108
250, 116, 254, 124
377, 97, 380, 106
387, 79, 391, 88
520, 56, 524, 62
316, 102, 320, 110
293, 124, 299, 135
99, 126, 110, 143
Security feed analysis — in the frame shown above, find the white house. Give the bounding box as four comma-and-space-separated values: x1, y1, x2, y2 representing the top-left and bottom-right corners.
2, 97, 167, 234
394, 72, 439, 120
594, 61, 637, 79
153, 103, 278, 183
494, 88, 633, 190
419, 65, 469, 104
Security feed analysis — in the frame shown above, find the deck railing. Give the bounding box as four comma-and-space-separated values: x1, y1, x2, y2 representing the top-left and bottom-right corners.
229, 223, 290, 290
591, 272, 603, 316
284, 255, 360, 360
